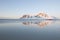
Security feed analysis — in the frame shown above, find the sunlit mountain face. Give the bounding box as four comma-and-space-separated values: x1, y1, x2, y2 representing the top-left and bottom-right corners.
20, 12, 57, 19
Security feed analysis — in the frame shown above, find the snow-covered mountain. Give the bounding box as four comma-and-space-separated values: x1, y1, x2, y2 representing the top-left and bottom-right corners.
20, 13, 57, 19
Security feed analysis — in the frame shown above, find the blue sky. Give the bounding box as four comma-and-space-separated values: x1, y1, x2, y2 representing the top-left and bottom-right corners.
0, 0, 60, 19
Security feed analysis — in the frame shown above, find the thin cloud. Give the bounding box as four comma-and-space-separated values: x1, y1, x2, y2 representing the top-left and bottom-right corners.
16, 8, 20, 12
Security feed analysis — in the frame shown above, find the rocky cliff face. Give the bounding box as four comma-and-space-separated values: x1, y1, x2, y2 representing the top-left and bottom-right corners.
21, 15, 30, 18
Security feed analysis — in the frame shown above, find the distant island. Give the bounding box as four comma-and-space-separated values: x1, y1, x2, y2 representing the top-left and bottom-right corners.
20, 12, 57, 20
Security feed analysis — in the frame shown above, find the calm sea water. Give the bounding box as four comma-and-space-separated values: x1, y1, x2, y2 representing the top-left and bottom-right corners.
0, 19, 60, 40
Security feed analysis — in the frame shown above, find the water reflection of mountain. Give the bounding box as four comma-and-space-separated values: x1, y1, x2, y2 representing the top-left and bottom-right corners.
21, 20, 56, 28
0, 19, 58, 28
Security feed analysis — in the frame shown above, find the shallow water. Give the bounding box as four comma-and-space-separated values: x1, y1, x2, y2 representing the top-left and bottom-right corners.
0, 19, 60, 40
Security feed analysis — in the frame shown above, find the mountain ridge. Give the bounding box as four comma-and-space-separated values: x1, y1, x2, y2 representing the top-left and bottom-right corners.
20, 12, 57, 19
